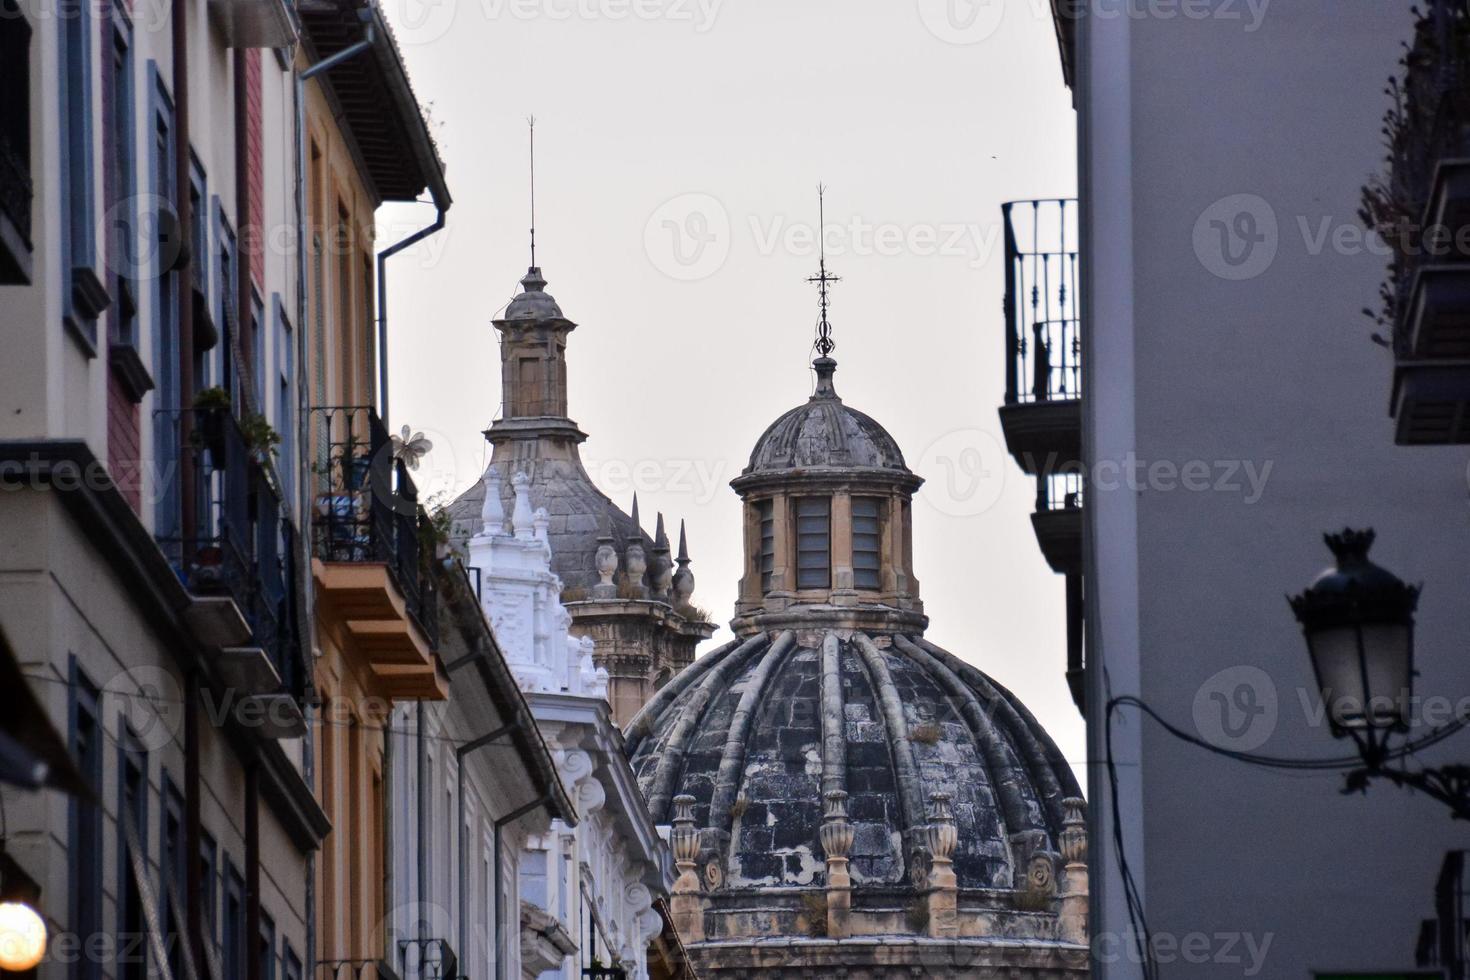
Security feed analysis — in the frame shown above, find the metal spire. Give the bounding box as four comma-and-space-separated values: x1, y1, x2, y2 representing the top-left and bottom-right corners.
528, 115, 537, 268
807, 184, 840, 359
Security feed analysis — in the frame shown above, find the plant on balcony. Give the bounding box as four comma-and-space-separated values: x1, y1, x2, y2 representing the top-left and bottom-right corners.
1359, 3, 1470, 348
239, 411, 281, 464
192, 386, 231, 461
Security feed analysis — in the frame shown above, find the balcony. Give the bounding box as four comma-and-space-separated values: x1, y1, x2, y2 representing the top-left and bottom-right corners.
155, 408, 306, 736
999, 199, 1081, 474
1416, 850, 1470, 977
1381, 2, 1470, 443
0, 1, 32, 285
209, 0, 297, 48
1030, 470, 1083, 574
310, 406, 442, 700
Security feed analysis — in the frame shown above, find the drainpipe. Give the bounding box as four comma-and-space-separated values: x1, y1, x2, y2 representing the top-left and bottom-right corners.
493, 795, 554, 980
455, 715, 522, 975
375, 207, 445, 424
416, 701, 428, 958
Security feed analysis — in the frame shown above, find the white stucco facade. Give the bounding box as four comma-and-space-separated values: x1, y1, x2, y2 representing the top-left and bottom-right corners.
468, 468, 674, 980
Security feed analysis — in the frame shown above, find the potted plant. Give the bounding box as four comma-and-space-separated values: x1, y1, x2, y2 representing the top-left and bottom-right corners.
239, 411, 282, 466
192, 387, 231, 462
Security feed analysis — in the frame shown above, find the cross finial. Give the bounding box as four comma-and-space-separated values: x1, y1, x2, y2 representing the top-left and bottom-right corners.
528, 114, 538, 268
807, 184, 840, 359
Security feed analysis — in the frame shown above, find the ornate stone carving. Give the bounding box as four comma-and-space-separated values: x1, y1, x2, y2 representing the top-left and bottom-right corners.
624, 541, 648, 595
511, 471, 535, 541
925, 792, 957, 865
925, 792, 959, 938
818, 790, 854, 861
593, 531, 619, 599
671, 795, 700, 889
1059, 796, 1087, 865
1058, 796, 1089, 945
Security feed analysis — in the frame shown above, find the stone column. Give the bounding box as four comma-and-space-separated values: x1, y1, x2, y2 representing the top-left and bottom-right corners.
925, 792, 958, 938
818, 790, 854, 938
829, 492, 856, 604
767, 495, 793, 602
1058, 797, 1088, 945
669, 795, 705, 942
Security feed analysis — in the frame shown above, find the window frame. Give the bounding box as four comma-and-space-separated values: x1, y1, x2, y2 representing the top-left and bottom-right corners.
757, 499, 775, 594
68, 658, 104, 980
117, 725, 149, 980
851, 496, 884, 591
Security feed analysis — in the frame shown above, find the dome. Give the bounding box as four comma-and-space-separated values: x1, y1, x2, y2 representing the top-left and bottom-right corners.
626, 628, 1081, 895
742, 357, 910, 478
502, 267, 565, 321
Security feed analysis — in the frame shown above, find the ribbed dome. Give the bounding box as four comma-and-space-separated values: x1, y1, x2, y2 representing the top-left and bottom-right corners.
743, 357, 909, 477
626, 629, 1081, 893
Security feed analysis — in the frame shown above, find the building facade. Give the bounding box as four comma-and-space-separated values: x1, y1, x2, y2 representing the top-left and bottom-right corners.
0, 0, 323, 979
627, 347, 1088, 979
1019, 1, 1470, 974
447, 268, 715, 726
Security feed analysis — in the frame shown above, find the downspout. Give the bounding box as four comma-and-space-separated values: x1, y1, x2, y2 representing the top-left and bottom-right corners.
375, 206, 445, 424
493, 795, 555, 980
454, 715, 523, 975
292, 22, 375, 980
416, 701, 428, 956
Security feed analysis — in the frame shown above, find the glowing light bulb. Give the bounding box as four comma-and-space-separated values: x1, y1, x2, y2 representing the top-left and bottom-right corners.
0, 901, 46, 971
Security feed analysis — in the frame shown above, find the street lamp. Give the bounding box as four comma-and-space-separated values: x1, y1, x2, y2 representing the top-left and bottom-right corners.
1288, 528, 1419, 759
1290, 528, 1470, 819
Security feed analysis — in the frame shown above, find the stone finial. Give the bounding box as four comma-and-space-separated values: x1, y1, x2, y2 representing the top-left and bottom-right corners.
624, 539, 648, 598
925, 792, 959, 939
479, 466, 505, 536
819, 790, 854, 938
672, 520, 696, 605
669, 794, 705, 941
533, 506, 550, 546
593, 516, 619, 600
1058, 797, 1088, 945
511, 471, 535, 541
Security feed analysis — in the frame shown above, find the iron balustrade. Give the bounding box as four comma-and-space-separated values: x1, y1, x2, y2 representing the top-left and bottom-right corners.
153, 407, 304, 700
1003, 199, 1081, 405
1417, 850, 1470, 978
310, 405, 439, 648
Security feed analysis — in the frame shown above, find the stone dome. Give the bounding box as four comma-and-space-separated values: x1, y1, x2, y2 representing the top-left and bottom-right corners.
742, 357, 909, 478
503, 267, 565, 321
627, 629, 1080, 894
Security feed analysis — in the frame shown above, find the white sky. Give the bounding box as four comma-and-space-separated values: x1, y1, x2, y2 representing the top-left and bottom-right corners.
377, 0, 1084, 783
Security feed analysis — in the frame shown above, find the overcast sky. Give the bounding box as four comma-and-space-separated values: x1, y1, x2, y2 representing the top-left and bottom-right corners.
376, 0, 1084, 782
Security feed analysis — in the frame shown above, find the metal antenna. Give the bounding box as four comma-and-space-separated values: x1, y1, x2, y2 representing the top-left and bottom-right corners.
808, 184, 840, 358
528, 115, 537, 267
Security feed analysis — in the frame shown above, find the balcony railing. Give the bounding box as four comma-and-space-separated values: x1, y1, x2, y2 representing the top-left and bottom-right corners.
1003, 199, 1081, 405
310, 406, 438, 648
1417, 850, 1470, 978
154, 407, 305, 702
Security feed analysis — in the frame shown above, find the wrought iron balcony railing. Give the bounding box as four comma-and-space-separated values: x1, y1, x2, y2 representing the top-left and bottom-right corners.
154, 407, 305, 701
1003, 199, 1081, 405
1036, 469, 1085, 514
310, 406, 438, 648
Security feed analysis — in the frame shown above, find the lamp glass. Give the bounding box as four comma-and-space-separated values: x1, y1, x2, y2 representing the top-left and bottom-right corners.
1308, 624, 1369, 730
1360, 622, 1412, 728
0, 900, 47, 971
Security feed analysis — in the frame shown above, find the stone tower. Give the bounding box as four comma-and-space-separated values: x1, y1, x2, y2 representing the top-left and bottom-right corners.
447, 267, 716, 724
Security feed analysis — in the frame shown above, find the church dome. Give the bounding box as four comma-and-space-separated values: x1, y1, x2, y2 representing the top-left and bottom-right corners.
626, 629, 1081, 891
742, 357, 909, 478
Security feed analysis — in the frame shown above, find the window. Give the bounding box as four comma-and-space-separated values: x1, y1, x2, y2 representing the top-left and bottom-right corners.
852, 497, 883, 591
107, 11, 137, 347
0, 0, 32, 283
757, 499, 775, 593
160, 775, 186, 980
150, 72, 180, 541
117, 731, 149, 980
217, 207, 236, 402
59, 0, 99, 343
275, 299, 294, 510
69, 661, 103, 980
201, 830, 218, 954
520, 849, 548, 909
224, 859, 245, 980
282, 944, 301, 980
258, 911, 275, 980
251, 293, 264, 412
794, 497, 831, 590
